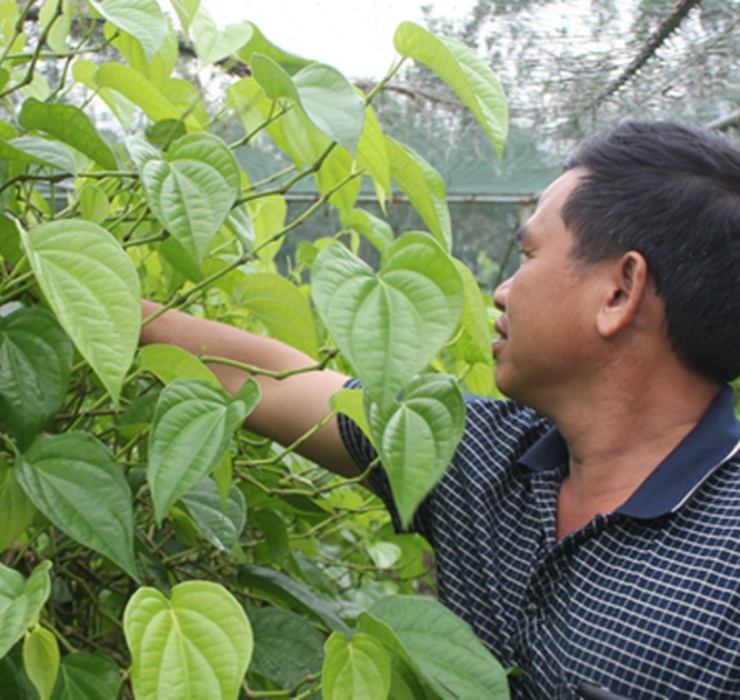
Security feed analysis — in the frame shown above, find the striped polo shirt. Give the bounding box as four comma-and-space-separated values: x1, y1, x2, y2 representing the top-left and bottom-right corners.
338, 385, 740, 699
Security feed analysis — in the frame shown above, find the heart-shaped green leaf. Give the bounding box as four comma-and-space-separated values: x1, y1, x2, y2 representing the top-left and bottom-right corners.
50, 652, 122, 700
0, 458, 36, 553
19, 220, 140, 404
93, 0, 168, 62
233, 273, 319, 358
248, 608, 325, 688
385, 137, 451, 251
124, 581, 253, 700
23, 626, 59, 700
369, 595, 510, 699
252, 54, 365, 154
179, 478, 247, 552
139, 344, 220, 387
148, 379, 260, 523
0, 307, 73, 450
191, 6, 252, 65
17, 432, 138, 580
365, 374, 466, 527
139, 133, 240, 265
394, 22, 508, 158
322, 632, 391, 700
0, 560, 51, 660
19, 99, 117, 170
312, 232, 464, 409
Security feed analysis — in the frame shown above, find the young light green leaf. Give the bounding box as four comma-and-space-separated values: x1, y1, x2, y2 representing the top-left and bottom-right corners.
356, 103, 391, 202
170, 0, 200, 34
41, 0, 74, 54
0, 458, 36, 553
191, 5, 252, 65
23, 626, 59, 700
330, 388, 371, 440
236, 22, 312, 76
292, 62, 365, 154
17, 433, 139, 580
124, 581, 253, 700
19, 99, 117, 170
179, 478, 247, 552
19, 220, 140, 404
248, 608, 325, 688
50, 652, 122, 700
0, 561, 51, 660
232, 273, 319, 358
369, 596, 510, 699
312, 232, 464, 409
9, 136, 76, 174
385, 137, 452, 251
139, 344, 220, 387
92, 0, 168, 62
139, 132, 241, 265
323, 632, 391, 700
365, 374, 466, 527
148, 379, 260, 523
95, 63, 198, 129
0, 307, 73, 450
72, 60, 136, 130
394, 21, 508, 158
341, 208, 394, 253
79, 185, 110, 224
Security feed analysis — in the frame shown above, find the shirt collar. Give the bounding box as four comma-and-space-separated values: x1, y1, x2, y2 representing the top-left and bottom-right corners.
518, 386, 740, 519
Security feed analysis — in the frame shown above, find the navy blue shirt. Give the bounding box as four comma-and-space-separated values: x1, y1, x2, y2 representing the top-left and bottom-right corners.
338, 386, 740, 699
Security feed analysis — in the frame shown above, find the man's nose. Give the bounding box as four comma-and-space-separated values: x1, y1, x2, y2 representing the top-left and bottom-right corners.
493, 277, 511, 312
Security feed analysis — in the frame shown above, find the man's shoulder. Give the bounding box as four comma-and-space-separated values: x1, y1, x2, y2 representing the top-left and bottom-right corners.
458, 394, 552, 464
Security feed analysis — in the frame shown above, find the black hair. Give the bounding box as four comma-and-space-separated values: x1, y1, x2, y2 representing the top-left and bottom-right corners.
563, 119, 740, 384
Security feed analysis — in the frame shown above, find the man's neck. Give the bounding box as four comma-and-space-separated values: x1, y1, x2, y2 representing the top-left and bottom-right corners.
551, 373, 722, 540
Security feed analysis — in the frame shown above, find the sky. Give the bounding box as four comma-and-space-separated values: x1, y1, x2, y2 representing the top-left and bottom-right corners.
199, 0, 477, 80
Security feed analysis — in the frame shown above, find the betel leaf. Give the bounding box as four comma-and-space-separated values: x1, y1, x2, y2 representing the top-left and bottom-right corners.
236, 22, 313, 76
365, 374, 466, 527
394, 21, 508, 158
233, 273, 319, 358
356, 102, 391, 203
23, 626, 59, 700
322, 632, 391, 700
190, 5, 252, 65
95, 63, 198, 129
179, 478, 247, 552
248, 607, 324, 688
91, 0, 168, 62
312, 232, 464, 409
0, 458, 36, 553
251, 54, 365, 154
369, 596, 510, 700
50, 653, 122, 700
138, 132, 241, 265
147, 378, 260, 523
16, 432, 139, 580
170, 0, 200, 35
238, 565, 350, 634
292, 62, 365, 155
123, 581, 253, 700
7, 136, 76, 174
139, 344, 220, 387
0, 560, 51, 660
385, 137, 452, 251
19, 220, 140, 404
0, 307, 73, 450
341, 208, 394, 254
19, 99, 117, 170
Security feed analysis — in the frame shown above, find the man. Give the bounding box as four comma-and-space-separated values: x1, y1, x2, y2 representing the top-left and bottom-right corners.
142, 120, 740, 698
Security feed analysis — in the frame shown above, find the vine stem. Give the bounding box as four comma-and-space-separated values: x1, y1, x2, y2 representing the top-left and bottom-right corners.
198, 349, 337, 380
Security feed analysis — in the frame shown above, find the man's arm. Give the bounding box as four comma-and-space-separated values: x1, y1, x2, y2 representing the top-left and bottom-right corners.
141, 300, 359, 478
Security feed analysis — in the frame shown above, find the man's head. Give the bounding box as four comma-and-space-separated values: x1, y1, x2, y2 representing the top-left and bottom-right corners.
563, 120, 740, 385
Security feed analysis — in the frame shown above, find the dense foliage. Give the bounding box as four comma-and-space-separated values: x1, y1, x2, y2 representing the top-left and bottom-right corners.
0, 0, 513, 697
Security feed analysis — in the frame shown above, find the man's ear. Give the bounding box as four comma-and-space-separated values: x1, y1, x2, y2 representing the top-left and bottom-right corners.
596, 251, 650, 338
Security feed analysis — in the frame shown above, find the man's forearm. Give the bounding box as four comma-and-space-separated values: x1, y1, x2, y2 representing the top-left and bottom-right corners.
140, 301, 359, 477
